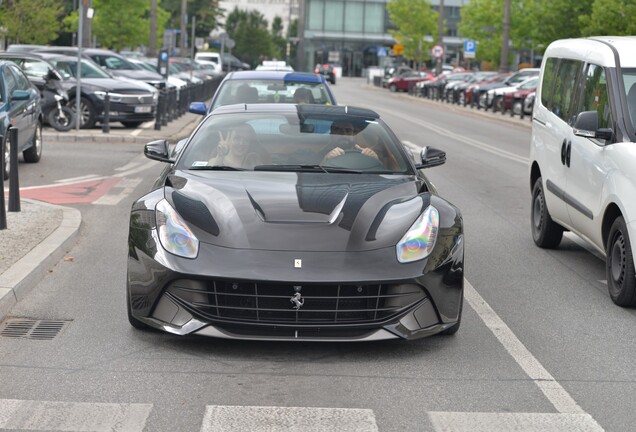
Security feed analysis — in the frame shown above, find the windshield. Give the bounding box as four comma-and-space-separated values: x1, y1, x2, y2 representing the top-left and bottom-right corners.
51, 59, 112, 79
211, 79, 334, 110
177, 111, 412, 174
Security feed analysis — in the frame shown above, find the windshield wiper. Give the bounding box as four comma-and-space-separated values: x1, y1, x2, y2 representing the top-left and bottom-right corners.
189, 165, 245, 171
254, 164, 330, 173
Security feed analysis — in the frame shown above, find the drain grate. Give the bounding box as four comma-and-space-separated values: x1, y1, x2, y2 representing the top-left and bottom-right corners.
0, 319, 70, 340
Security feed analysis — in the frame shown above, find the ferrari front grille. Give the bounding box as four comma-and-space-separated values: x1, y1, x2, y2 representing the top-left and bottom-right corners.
165, 279, 425, 325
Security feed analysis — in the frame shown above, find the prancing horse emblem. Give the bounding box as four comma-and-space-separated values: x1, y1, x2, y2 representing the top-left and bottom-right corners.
290, 292, 304, 310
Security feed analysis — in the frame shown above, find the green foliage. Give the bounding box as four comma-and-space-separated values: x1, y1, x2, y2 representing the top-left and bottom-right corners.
271, 16, 286, 60
225, 7, 274, 67
387, 0, 438, 67
580, 0, 636, 36
0, 0, 65, 44
532, 0, 593, 48
458, 0, 503, 66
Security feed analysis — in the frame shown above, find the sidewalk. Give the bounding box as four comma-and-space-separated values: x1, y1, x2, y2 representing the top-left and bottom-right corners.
0, 112, 202, 322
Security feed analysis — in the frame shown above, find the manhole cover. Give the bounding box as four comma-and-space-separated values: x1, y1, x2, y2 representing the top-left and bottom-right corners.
0, 319, 70, 340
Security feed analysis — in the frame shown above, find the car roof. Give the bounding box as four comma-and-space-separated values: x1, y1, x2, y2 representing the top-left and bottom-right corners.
211, 103, 379, 119
223, 70, 326, 83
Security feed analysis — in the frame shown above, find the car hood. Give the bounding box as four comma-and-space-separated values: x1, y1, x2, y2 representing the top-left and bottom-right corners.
163, 171, 427, 252
109, 69, 162, 81
61, 77, 155, 93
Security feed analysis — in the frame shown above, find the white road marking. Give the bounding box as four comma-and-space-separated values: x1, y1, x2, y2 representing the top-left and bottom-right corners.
386, 110, 529, 165
464, 279, 596, 418
54, 174, 102, 184
114, 160, 159, 178
131, 128, 143, 136
200, 405, 378, 432
115, 162, 142, 172
428, 412, 604, 432
0, 399, 152, 431
93, 177, 142, 205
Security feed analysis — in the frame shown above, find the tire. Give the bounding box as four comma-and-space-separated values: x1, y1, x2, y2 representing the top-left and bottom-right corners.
121, 121, 144, 128
70, 97, 97, 129
2, 133, 8, 181
389, 84, 397, 92
531, 177, 564, 248
606, 216, 636, 307
47, 106, 74, 132
23, 122, 42, 163
330, 77, 336, 85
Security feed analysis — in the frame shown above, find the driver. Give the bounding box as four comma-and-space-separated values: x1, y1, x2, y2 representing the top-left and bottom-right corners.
321, 120, 380, 164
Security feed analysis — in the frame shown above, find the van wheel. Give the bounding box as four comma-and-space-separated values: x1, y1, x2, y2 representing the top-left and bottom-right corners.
531, 177, 563, 248
606, 216, 636, 307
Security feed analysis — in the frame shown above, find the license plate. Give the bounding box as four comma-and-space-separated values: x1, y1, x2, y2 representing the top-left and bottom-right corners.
135, 106, 152, 113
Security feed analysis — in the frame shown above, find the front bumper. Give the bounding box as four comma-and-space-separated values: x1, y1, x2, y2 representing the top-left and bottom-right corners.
127, 230, 464, 341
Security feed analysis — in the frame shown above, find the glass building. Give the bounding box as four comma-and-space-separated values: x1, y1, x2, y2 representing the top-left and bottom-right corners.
296, 0, 470, 76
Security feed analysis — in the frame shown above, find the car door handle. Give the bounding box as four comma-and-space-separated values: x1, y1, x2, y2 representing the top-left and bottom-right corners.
565, 141, 571, 167
561, 139, 567, 165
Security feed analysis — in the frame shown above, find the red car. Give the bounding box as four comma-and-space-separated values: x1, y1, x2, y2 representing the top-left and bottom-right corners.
387, 71, 432, 92
503, 77, 538, 114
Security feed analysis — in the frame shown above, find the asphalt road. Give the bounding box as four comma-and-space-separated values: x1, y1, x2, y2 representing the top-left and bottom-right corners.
0, 78, 634, 431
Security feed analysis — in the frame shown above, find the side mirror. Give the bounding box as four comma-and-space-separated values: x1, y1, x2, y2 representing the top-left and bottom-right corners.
47, 69, 61, 81
11, 89, 30, 101
189, 101, 207, 116
416, 146, 446, 169
144, 139, 173, 163
574, 111, 614, 141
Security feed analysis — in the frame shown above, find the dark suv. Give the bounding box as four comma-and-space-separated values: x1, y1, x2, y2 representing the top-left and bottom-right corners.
314, 63, 336, 84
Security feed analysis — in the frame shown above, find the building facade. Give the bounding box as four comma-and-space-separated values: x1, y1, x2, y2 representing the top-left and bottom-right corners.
297, 0, 471, 76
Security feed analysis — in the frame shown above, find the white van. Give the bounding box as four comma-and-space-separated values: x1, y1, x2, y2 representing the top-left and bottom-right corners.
529, 36, 636, 307
195, 52, 222, 72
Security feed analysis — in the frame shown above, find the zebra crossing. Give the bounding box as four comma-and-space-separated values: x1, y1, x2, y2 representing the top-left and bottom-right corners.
0, 398, 606, 431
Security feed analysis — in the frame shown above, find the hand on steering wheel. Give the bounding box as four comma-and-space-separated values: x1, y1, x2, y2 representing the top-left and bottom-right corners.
354, 144, 379, 160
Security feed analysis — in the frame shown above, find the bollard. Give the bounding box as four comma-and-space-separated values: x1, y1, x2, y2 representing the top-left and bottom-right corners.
8, 128, 20, 212
102, 92, 110, 133
161, 89, 168, 126
511, 99, 516, 117
154, 90, 164, 131
520, 96, 526, 120
0, 135, 6, 230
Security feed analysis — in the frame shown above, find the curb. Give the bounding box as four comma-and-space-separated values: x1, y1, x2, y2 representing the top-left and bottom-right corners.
0, 201, 81, 321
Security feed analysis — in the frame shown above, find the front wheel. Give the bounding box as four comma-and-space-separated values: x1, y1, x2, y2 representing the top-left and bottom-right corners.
606, 216, 636, 307
389, 84, 397, 92
48, 106, 75, 132
531, 177, 563, 248
23, 122, 42, 163
70, 97, 97, 129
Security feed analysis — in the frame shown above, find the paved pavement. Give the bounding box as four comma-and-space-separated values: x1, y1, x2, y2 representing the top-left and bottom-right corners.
0, 112, 202, 321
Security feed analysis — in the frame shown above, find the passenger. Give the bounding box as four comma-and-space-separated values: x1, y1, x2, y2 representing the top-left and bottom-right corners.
208, 124, 263, 169
293, 87, 315, 104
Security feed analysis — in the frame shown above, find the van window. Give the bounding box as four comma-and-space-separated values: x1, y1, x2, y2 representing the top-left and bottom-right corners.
622, 69, 636, 131
552, 59, 582, 124
578, 64, 611, 129
540, 58, 558, 108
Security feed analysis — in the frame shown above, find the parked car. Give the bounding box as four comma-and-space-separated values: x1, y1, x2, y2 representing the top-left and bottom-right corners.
530, 36, 636, 307
314, 63, 336, 84
222, 53, 250, 71
195, 52, 222, 72
465, 73, 511, 107
127, 103, 464, 340
453, 71, 498, 105
480, 68, 539, 109
189, 70, 337, 115
0, 60, 42, 180
44, 54, 158, 128
490, 75, 539, 112
386, 71, 432, 92
36, 47, 166, 90
505, 77, 539, 115
256, 60, 294, 72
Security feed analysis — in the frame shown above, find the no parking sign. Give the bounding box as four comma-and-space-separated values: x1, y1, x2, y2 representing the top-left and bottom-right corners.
432, 45, 444, 59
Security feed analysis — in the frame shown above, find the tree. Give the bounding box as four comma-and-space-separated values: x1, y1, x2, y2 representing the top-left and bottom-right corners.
225, 7, 273, 67
580, 0, 636, 36
0, 0, 65, 45
532, 0, 593, 49
64, 0, 170, 51
161, 0, 223, 39
387, 0, 438, 69
271, 16, 286, 60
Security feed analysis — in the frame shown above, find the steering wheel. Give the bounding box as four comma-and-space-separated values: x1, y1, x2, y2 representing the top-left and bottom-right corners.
324, 148, 385, 170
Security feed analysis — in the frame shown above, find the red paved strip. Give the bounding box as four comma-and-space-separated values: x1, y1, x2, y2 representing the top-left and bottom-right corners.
18, 177, 122, 204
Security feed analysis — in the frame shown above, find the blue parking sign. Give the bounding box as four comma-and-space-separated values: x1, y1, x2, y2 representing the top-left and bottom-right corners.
464, 39, 476, 58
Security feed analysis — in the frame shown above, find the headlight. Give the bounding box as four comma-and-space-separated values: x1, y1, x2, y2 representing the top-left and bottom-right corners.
396, 205, 439, 263
156, 199, 199, 259
93, 91, 122, 102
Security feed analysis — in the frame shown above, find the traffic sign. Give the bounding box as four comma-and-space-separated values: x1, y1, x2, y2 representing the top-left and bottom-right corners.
431, 45, 444, 59
464, 39, 476, 59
